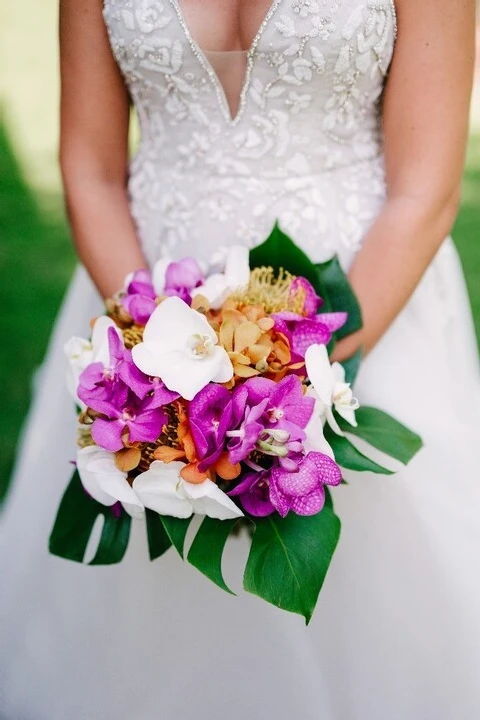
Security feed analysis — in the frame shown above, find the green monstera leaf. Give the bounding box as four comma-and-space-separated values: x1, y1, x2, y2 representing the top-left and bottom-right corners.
49, 470, 131, 565
243, 505, 341, 624
249, 222, 321, 289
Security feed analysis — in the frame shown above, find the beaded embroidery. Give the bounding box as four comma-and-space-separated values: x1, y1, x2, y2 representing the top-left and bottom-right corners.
102, 0, 397, 266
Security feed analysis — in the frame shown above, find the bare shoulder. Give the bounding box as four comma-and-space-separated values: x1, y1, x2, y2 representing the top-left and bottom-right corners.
392, 0, 476, 55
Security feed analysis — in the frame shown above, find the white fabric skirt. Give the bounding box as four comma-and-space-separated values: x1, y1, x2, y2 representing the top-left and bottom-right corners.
1, 239, 479, 720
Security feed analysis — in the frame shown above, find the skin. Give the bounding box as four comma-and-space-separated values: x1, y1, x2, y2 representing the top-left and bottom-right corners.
59, 0, 475, 356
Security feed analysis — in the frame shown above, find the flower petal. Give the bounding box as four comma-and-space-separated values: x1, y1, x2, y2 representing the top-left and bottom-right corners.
77, 446, 144, 518
152, 256, 172, 295
305, 344, 335, 407
224, 245, 251, 289
133, 461, 193, 518
143, 297, 216, 348
91, 417, 126, 452
182, 479, 244, 519
304, 403, 335, 459
91, 317, 123, 365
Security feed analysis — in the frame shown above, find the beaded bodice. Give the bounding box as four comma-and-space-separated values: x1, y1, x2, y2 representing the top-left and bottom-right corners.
103, 0, 397, 267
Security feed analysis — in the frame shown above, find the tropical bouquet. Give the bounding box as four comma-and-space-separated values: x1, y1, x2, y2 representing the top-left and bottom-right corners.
50, 225, 422, 622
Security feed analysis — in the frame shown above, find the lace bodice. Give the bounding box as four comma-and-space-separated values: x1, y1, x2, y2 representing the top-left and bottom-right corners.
103, 0, 397, 267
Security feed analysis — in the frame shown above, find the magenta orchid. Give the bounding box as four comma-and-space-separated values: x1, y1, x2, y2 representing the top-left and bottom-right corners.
273, 310, 347, 359
122, 269, 157, 325
189, 384, 245, 472
152, 256, 204, 304
269, 451, 342, 517
90, 391, 168, 452
227, 387, 270, 465
230, 451, 342, 518
78, 327, 127, 408
243, 374, 315, 441
228, 470, 275, 517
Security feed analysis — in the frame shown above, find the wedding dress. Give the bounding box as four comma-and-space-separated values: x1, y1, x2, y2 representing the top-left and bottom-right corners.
1, 1, 480, 718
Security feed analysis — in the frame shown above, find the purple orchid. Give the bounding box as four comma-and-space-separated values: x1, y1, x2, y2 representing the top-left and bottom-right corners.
289, 277, 323, 316
229, 450, 341, 518
79, 328, 178, 435
269, 451, 342, 517
163, 257, 204, 304
244, 374, 315, 441
78, 328, 127, 408
189, 383, 246, 472
229, 470, 275, 517
90, 390, 168, 452
226, 385, 269, 464
122, 269, 157, 325
118, 350, 179, 408
273, 311, 348, 360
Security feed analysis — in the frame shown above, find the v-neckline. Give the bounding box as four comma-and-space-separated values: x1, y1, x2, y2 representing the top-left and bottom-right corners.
169, 0, 283, 126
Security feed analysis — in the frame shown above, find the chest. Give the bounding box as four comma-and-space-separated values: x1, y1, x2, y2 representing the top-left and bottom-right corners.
176, 0, 275, 52
103, 0, 396, 127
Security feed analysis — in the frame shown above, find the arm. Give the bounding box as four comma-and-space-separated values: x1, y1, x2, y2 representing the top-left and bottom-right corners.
332, 0, 475, 362
59, 0, 147, 299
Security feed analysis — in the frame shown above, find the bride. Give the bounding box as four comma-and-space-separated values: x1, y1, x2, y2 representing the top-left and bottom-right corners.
1, 1, 479, 718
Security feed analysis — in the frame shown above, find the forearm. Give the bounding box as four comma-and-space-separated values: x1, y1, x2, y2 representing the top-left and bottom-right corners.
64, 178, 147, 299
332, 192, 459, 362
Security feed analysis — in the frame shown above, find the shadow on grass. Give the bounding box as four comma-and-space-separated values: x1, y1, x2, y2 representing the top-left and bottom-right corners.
0, 119, 75, 502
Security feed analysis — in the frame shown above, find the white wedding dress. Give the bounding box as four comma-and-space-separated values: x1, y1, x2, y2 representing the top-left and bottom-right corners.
1, 1, 480, 718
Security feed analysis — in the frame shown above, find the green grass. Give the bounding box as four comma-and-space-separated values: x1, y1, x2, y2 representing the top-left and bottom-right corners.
453, 135, 480, 328
0, 122, 75, 499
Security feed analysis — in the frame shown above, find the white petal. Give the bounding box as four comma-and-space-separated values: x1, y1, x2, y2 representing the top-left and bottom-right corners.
77, 446, 144, 518
152, 256, 172, 295
77, 447, 117, 507
64, 337, 93, 403
91, 316, 123, 365
331, 361, 346, 384
304, 403, 335, 459
326, 407, 344, 436
210, 347, 235, 384
133, 461, 193, 518
143, 297, 217, 348
91, 457, 144, 515
224, 245, 251, 288
182, 480, 244, 520
305, 344, 335, 407
191, 275, 231, 310
131, 343, 180, 379
336, 405, 358, 427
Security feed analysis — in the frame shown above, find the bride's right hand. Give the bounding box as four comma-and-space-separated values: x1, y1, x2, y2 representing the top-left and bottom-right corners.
59, 0, 148, 299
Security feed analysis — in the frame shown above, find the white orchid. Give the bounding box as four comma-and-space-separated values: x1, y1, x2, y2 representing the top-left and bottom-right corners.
305, 344, 359, 436
304, 386, 336, 458
151, 256, 172, 296
133, 461, 244, 520
131, 296, 233, 401
64, 317, 123, 404
191, 245, 250, 309
77, 446, 145, 519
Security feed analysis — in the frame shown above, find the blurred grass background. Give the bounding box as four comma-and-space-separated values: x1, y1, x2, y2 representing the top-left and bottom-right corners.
0, 4, 479, 502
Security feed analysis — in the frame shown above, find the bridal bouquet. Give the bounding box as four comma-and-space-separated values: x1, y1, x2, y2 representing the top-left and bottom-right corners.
50, 225, 422, 622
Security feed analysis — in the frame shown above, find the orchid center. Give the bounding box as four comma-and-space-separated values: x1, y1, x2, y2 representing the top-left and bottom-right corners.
102, 367, 116, 381
122, 409, 136, 422
269, 407, 285, 422
333, 382, 360, 410
187, 333, 215, 360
